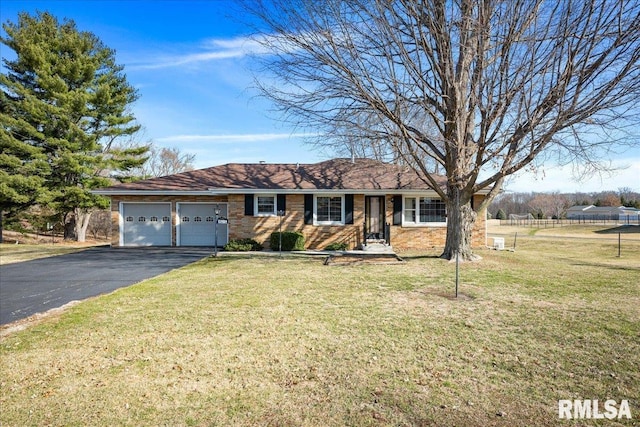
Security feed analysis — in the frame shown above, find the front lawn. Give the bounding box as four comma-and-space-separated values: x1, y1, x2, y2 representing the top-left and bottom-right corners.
1, 236, 638, 426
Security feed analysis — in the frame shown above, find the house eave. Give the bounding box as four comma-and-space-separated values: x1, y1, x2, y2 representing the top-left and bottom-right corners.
206, 188, 460, 196
91, 190, 215, 196
93, 187, 492, 196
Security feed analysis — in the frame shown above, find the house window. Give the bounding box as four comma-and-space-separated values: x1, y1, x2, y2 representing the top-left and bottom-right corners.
404, 197, 446, 225
420, 198, 446, 223
138, 216, 146, 222
125, 216, 134, 222
404, 198, 417, 223
162, 216, 170, 222
182, 216, 190, 222
150, 216, 158, 222
315, 195, 344, 225
194, 216, 202, 222
205, 216, 215, 222
255, 195, 276, 216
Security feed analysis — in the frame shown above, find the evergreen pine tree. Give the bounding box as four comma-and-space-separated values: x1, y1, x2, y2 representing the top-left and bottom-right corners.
1, 12, 147, 241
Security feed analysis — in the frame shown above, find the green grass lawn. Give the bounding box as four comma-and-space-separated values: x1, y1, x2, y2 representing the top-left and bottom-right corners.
1, 236, 638, 426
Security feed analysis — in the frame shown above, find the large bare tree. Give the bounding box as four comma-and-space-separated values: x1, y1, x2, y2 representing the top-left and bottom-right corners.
137, 146, 196, 178
528, 193, 569, 219
247, 0, 640, 260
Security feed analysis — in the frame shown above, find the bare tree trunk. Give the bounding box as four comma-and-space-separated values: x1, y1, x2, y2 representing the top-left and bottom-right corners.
442, 187, 479, 261
74, 208, 92, 243
63, 212, 76, 241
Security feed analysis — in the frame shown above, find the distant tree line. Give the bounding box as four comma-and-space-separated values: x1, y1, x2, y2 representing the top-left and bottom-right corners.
489, 188, 640, 219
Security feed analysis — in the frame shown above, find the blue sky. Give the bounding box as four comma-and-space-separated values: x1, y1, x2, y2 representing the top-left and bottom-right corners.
1, 0, 638, 193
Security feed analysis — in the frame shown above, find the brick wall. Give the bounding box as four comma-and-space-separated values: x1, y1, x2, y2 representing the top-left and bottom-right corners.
109, 193, 486, 250
223, 193, 485, 250
387, 194, 487, 251
228, 194, 365, 250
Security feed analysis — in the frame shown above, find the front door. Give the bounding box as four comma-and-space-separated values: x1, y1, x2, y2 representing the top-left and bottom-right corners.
365, 196, 385, 240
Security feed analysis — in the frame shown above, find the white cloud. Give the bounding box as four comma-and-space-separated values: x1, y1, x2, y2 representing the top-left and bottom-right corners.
124, 30, 310, 71
203, 37, 272, 55
127, 35, 274, 71
132, 51, 241, 70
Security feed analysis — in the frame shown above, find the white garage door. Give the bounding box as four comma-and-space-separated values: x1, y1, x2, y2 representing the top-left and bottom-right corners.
122, 203, 172, 246
178, 203, 228, 246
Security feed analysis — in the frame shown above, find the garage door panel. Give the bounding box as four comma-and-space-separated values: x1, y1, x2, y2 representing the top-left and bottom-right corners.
122, 203, 171, 246
179, 203, 228, 246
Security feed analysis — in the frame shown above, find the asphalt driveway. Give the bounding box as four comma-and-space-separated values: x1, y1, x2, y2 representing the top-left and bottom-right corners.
0, 247, 213, 325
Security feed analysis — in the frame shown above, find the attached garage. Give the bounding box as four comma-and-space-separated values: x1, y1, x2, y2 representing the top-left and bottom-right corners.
177, 203, 228, 246
121, 203, 172, 246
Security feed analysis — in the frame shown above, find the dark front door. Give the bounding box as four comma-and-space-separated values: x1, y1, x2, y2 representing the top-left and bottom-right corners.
365, 196, 385, 240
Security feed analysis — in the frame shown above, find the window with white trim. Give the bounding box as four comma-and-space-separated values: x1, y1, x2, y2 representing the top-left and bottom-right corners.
404, 198, 417, 223
255, 195, 277, 216
404, 197, 446, 225
315, 195, 344, 225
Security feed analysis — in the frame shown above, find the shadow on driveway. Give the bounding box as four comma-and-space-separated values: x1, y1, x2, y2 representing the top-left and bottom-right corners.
0, 247, 213, 325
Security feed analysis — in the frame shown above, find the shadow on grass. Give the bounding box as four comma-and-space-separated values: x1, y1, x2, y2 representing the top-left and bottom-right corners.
571, 262, 640, 272
207, 252, 326, 263
595, 225, 640, 234
400, 254, 442, 261
205, 253, 271, 262
557, 258, 640, 272
416, 286, 477, 301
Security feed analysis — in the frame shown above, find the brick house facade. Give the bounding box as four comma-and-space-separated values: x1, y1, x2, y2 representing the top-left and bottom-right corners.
96, 159, 488, 251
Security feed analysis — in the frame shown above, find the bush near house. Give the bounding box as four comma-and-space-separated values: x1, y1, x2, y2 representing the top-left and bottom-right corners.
224, 238, 263, 251
325, 242, 348, 251
270, 231, 305, 251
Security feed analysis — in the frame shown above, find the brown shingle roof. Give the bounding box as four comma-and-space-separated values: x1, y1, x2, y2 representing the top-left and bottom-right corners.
97, 158, 444, 193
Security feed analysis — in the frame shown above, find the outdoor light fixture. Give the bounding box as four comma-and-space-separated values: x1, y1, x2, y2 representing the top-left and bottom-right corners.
214, 205, 221, 257
278, 210, 285, 257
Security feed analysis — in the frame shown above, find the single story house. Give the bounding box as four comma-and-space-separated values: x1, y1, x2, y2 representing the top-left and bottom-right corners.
94, 158, 488, 250
566, 205, 640, 221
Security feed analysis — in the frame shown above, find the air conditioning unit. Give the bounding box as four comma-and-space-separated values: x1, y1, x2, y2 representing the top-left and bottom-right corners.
493, 237, 505, 250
